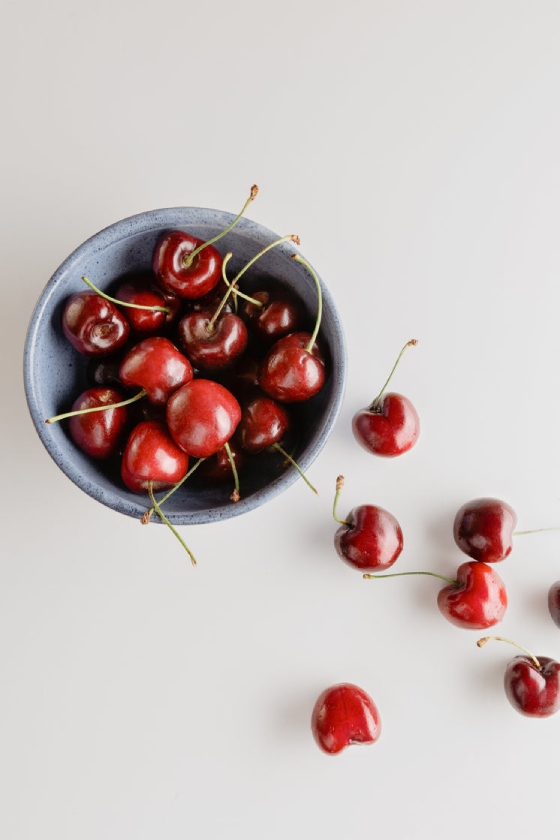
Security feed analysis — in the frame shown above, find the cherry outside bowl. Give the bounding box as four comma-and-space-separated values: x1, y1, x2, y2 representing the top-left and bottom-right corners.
23, 207, 346, 525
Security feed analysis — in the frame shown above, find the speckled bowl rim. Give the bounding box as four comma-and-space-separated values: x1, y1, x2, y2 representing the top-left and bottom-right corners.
23, 207, 347, 524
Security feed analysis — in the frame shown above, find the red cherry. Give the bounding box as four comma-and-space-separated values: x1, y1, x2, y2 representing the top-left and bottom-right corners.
437, 561, 508, 630
311, 683, 381, 755
237, 395, 291, 453
62, 291, 130, 356
178, 310, 248, 371
166, 379, 242, 457
119, 337, 193, 405
453, 498, 517, 563
259, 331, 325, 403
121, 420, 189, 493
197, 441, 247, 485
241, 285, 304, 344
153, 230, 223, 300
68, 387, 128, 459
115, 279, 168, 335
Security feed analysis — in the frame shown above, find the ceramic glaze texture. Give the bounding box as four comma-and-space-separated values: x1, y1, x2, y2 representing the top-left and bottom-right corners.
24, 207, 346, 524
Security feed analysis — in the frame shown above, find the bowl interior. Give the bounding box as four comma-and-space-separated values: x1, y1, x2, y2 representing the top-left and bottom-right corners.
24, 208, 346, 524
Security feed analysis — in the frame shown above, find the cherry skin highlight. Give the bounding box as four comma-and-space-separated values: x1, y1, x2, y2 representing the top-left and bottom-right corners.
335, 505, 403, 572
121, 420, 189, 493
437, 561, 508, 630
153, 231, 222, 300
352, 393, 420, 457
62, 292, 130, 356
166, 379, 242, 458
311, 683, 381, 755
259, 331, 325, 403
178, 310, 248, 371
119, 337, 193, 405
68, 387, 128, 459
453, 498, 517, 563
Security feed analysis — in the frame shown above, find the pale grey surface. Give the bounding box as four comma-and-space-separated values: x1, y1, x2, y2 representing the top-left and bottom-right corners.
3, 2, 560, 839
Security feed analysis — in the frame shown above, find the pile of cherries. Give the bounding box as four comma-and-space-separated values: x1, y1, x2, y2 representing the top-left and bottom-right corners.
48, 187, 328, 560
311, 347, 560, 754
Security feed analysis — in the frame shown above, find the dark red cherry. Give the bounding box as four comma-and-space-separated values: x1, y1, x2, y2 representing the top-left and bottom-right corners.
167, 379, 242, 458
62, 292, 130, 356
335, 505, 403, 572
352, 392, 420, 457
178, 311, 248, 371
121, 420, 189, 493
453, 498, 517, 564
197, 440, 247, 485
237, 395, 291, 453
119, 337, 193, 405
68, 387, 128, 459
259, 331, 326, 403
115, 279, 167, 336
153, 230, 222, 299
241, 285, 304, 344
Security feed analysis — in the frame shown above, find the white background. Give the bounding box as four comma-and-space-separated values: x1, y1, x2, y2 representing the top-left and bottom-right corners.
3, 1, 560, 837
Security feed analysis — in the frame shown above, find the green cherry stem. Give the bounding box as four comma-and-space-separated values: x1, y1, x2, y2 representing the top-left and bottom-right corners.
148, 482, 197, 566
477, 635, 542, 671
184, 184, 259, 268
142, 457, 206, 522
232, 234, 300, 287
223, 441, 240, 502
363, 570, 460, 586
290, 253, 322, 353
273, 442, 318, 495
82, 276, 170, 314
45, 389, 147, 424
370, 339, 418, 412
332, 475, 350, 526
513, 527, 560, 536
206, 253, 235, 331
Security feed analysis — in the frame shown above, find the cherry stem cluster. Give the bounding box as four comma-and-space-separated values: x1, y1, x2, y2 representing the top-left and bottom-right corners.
82, 276, 170, 314
46, 389, 147, 424
142, 457, 206, 522
370, 339, 418, 411
477, 635, 542, 671
184, 184, 259, 268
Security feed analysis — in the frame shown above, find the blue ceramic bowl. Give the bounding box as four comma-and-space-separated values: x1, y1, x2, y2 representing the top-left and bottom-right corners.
23, 208, 346, 525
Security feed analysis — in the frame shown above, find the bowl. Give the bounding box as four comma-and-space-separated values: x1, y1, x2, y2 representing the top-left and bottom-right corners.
23, 207, 346, 525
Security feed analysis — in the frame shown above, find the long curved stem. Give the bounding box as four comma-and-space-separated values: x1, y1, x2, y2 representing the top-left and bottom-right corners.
363, 570, 459, 586
370, 339, 418, 411
513, 527, 560, 536
142, 457, 205, 522
148, 482, 197, 566
332, 475, 350, 525
477, 636, 542, 670
290, 253, 322, 353
46, 389, 146, 424
232, 234, 300, 287
82, 276, 169, 313
273, 443, 318, 495
184, 184, 258, 267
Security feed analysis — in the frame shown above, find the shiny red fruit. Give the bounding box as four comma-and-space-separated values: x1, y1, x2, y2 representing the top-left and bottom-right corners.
166, 379, 242, 458
62, 292, 130, 356
119, 337, 193, 405
121, 420, 189, 493
311, 683, 381, 755
259, 331, 325, 403
153, 230, 222, 299
437, 561, 507, 630
115, 280, 167, 336
453, 498, 517, 563
68, 387, 128, 459
237, 395, 290, 453
504, 656, 560, 718
178, 310, 248, 371
334, 505, 403, 572
352, 392, 419, 457
241, 286, 304, 344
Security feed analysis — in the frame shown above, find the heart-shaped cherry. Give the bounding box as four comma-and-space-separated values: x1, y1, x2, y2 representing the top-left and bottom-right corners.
121, 420, 189, 493
119, 337, 193, 405
477, 636, 560, 718
311, 683, 381, 755
68, 387, 129, 459
332, 476, 403, 572
352, 340, 419, 457
237, 395, 291, 454
453, 498, 517, 563
364, 560, 507, 630
166, 379, 242, 458
62, 291, 130, 356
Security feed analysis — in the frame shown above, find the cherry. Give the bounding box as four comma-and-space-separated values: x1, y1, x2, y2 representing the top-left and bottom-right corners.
237, 395, 291, 453
241, 284, 304, 344
332, 476, 403, 572
166, 379, 242, 458
259, 329, 326, 403
119, 337, 193, 405
153, 185, 258, 299
178, 309, 248, 371
197, 440, 246, 485
453, 498, 517, 563
68, 387, 128, 459
477, 636, 560, 718
364, 560, 508, 630
547, 581, 560, 628
114, 279, 168, 335
352, 340, 419, 457
311, 683, 381, 755
121, 420, 189, 493
62, 291, 130, 356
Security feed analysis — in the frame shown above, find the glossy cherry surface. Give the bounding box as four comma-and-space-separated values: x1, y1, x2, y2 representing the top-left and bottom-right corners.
504, 656, 560, 718
178, 311, 248, 370
237, 395, 290, 453
119, 337, 193, 405
453, 498, 517, 563
62, 291, 130, 356
153, 230, 222, 299
335, 505, 403, 572
115, 279, 167, 335
241, 286, 304, 344
311, 683, 381, 755
68, 387, 128, 459
437, 561, 508, 630
259, 331, 325, 403
121, 420, 189, 493
166, 379, 242, 458
352, 392, 420, 457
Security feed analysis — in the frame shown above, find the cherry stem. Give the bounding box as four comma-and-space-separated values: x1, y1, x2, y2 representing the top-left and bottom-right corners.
370, 339, 418, 411
290, 253, 322, 353
206, 253, 235, 331
223, 441, 240, 502
183, 184, 258, 268
476, 635, 542, 671
45, 389, 147, 424
143, 457, 205, 521
82, 276, 169, 313
513, 527, 560, 536
363, 570, 460, 586
273, 443, 318, 495
332, 475, 350, 525
148, 482, 197, 566
232, 234, 300, 287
